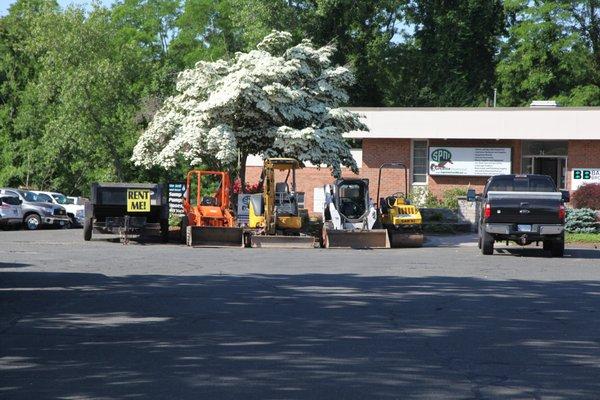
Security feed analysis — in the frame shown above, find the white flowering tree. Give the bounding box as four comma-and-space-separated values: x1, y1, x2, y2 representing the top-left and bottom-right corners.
132, 30, 368, 184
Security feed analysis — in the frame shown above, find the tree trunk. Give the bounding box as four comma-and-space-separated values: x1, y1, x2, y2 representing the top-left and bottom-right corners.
239, 151, 248, 190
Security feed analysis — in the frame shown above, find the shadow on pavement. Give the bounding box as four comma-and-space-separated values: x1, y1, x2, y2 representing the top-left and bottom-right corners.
0, 262, 30, 268
1, 272, 599, 399
494, 247, 600, 259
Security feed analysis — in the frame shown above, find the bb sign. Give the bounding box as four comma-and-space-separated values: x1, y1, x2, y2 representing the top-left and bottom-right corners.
127, 189, 151, 212
571, 169, 600, 190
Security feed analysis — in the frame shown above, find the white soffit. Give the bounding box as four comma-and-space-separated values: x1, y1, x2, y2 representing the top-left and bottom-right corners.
345, 108, 600, 140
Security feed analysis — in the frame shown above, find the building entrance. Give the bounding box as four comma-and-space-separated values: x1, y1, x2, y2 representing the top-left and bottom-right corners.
521, 141, 568, 189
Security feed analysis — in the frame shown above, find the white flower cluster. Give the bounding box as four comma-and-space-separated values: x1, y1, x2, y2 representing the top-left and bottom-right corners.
132, 30, 368, 176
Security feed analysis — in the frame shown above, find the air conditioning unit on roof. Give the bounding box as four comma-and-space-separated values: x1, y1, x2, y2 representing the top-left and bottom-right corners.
530, 100, 559, 108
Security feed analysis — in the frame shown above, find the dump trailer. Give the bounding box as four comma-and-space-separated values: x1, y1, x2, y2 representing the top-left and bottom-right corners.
247, 158, 315, 248
321, 178, 390, 249
376, 163, 424, 247
83, 182, 168, 242
181, 170, 243, 247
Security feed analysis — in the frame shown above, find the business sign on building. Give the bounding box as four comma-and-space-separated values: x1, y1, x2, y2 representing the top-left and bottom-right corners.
237, 193, 252, 224
429, 147, 511, 176
571, 169, 600, 190
168, 183, 186, 216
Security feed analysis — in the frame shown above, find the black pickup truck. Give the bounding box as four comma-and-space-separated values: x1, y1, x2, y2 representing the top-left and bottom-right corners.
472, 174, 570, 257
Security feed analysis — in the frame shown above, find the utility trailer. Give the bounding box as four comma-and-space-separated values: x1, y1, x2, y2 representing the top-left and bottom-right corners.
83, 182, 169, 242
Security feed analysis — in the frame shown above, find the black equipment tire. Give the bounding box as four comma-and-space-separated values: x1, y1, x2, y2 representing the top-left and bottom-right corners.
180, 215, 189, 244
160, 218, 169, 243
83, 218, 92, 241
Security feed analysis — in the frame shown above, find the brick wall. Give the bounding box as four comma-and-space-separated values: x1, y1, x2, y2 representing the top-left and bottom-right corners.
244, 138, 412, 213
567, 140, 600, 191
245, 139, 600, 212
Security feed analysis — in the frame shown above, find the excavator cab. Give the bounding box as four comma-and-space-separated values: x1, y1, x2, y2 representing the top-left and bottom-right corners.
247, 158, 314, 248
376, 163, 424, 247
181, 170, 244, 247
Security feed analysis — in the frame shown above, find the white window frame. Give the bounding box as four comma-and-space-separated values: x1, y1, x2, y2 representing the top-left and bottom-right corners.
411, 139, 429, 186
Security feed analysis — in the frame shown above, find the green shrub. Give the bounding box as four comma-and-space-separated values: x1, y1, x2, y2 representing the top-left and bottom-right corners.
565, 208, 599, 233
441, 187, 468, 210
408, 186, 442, 208
169, 214, 182, 227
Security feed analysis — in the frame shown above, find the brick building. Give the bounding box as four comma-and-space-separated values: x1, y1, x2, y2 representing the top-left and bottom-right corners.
245, 106, 600, 214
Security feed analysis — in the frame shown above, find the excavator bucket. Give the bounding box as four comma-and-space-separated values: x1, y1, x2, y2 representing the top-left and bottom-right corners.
388, 231, 424, 248
249, 235, 315, 248
324, 228, 390, 249
186, 226, 244, 247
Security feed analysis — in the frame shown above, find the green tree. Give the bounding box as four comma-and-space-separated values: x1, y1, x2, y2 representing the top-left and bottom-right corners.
400, 0, 505, 106
497, 0, 600, 106
15, 6, 147, 193
0, 0, 59, 187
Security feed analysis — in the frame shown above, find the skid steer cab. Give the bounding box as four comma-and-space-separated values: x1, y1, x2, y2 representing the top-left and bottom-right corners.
246, 158, 315, 248
181, 170, 244, 247
321, 178, 390, 249
376, 162, 424, 247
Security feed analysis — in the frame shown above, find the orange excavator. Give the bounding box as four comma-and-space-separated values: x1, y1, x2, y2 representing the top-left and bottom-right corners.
181, 170, 244, 247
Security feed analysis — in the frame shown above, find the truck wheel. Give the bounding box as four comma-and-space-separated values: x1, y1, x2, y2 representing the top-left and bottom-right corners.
550, 234, 565, 258
24, 214, 41, 231
481, 229, 494, 255
180, 216, 188, 244
83, 218, 92, 241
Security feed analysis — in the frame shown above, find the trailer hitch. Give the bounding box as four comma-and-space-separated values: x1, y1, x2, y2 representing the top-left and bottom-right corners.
518, 234, 528, 246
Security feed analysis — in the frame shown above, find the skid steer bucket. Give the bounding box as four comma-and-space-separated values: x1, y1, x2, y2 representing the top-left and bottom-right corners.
388, 231, 424, 248
324, 228, 390, 249
186, 226, 244, 247
250, 235, 315, 248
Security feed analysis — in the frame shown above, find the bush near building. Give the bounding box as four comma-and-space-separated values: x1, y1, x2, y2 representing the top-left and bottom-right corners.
572, 184, 600, 210
565, 208, 599, 233
441, 188, 468, 211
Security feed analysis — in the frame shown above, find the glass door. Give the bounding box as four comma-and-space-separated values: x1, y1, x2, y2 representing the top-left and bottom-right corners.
521, 156, 566, 189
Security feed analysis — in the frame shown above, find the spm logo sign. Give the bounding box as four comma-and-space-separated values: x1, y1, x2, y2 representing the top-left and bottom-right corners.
430, 148, 453, 171
127, 189, 151, 212
431, 148, 452, 162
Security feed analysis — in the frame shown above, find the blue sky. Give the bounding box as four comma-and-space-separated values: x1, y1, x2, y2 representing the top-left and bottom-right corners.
0, 0, 114, 16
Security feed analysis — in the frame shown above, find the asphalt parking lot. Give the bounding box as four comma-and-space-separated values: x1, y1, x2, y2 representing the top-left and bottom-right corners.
1, 229, 599, 399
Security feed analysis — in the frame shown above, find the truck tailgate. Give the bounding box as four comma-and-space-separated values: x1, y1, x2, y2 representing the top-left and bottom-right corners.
486, 191, 562, 224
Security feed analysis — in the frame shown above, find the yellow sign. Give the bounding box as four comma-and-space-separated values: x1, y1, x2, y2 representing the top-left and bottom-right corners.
127, 189, 151, 212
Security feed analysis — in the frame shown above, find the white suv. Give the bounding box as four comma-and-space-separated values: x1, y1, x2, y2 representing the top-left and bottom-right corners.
32, 191, 85, 228
0, 195, 23, 229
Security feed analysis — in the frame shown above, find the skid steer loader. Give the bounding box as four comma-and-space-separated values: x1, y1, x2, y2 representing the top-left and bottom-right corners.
321, 178, 390, 248
246, 158, 315, 248
181, 170, 244, 247
376, 162, 424, 247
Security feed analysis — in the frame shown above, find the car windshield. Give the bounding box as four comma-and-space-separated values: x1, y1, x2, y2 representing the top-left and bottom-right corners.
52, 194, 68, 204
487, 176, 556, 193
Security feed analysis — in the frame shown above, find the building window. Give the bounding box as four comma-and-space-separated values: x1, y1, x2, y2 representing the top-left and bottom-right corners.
412, 140, 428, 184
